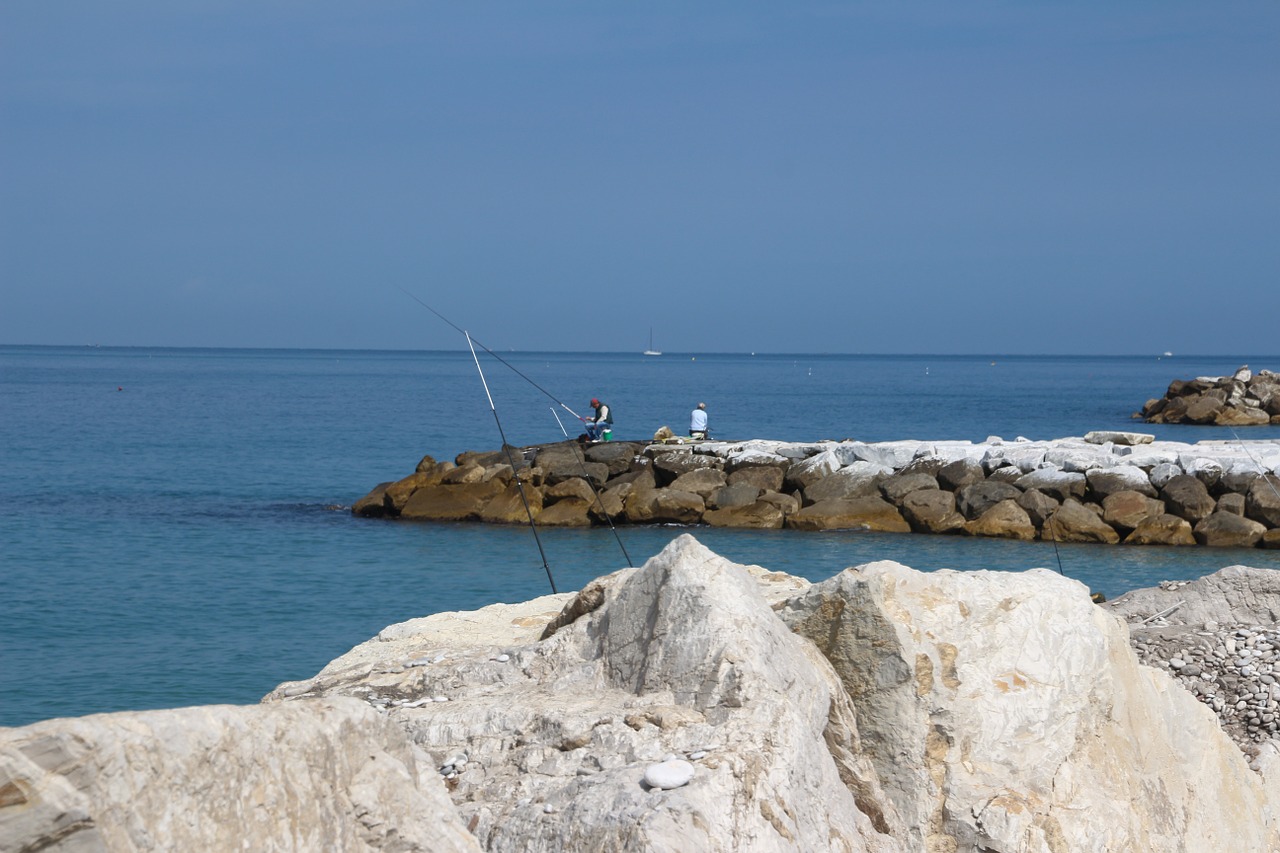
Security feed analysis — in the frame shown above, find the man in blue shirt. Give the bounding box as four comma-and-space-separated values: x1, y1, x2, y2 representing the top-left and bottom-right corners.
690, 402, 708, 439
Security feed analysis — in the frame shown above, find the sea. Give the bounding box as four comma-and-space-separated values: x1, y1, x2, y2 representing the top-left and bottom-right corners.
4, 345, 1280, 729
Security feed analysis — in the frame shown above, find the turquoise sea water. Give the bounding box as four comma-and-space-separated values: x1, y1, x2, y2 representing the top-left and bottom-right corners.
3, 345, 1280, 728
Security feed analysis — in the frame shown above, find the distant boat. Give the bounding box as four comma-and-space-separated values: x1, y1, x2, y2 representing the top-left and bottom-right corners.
1163, 351, 1173, 357
643, 328, 662, 356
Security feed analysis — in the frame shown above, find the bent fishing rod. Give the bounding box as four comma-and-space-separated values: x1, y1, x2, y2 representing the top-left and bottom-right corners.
466, 332, 558, 594
400, 287, 635, 570
397, 286, 587, 424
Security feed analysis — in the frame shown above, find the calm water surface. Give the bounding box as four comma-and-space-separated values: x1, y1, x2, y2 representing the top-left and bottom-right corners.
3, 346, 1279, 727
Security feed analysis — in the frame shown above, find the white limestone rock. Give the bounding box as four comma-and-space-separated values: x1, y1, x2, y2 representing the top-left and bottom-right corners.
777, 561, 1279, 853
1085, 431, 1155, 446
0, 698, 479, 853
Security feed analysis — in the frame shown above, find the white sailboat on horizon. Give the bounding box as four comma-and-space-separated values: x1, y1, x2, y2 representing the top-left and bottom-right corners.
643, 328, 662, 356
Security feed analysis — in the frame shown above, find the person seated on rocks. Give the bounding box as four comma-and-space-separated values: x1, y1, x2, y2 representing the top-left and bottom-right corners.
584, 398, 612, 441
690, 402, 708, 439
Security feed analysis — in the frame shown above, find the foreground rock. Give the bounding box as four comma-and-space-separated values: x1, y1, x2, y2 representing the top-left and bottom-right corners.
7, 537, 1280, 852
1141, 365, 1280, 426
0, 699, 479, 852
1107, 566, 1280, 754
263, 536, 1278, 851
355, 433, 1280, 548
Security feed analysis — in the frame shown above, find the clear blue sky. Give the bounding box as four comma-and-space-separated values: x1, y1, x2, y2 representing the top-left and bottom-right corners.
2, 2, 1277, 353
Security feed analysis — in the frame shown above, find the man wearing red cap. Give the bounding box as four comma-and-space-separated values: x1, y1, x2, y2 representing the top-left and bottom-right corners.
585, 398, 612, 441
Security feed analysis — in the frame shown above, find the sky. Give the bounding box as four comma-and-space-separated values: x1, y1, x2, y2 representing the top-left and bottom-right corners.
2, 2, 1277, 354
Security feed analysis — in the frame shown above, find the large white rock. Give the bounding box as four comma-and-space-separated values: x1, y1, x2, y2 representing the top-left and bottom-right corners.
0, 698, 479, 853
777, 562, 1279, 853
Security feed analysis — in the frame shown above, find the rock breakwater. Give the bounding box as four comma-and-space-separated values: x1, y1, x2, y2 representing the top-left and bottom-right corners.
355, 431, 1280, 549
1140, 365, 1280, 425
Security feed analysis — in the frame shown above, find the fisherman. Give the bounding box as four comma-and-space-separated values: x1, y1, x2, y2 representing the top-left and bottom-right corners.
689, 401, 708, 439
585, 398, 612, 441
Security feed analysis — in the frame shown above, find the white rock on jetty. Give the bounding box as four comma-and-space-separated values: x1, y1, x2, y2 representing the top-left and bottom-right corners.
4, 535, 1280, 851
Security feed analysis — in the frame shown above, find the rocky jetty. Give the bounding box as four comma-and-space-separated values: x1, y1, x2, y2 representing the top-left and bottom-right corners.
354, 432, 1280, 549
1140, 365, 1280, 425
7, 536, 1280, 851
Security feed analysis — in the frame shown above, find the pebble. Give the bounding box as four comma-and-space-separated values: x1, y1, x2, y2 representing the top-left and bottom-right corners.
688, 750, 708, 760
1135, 621, 1280, 749
543, 803, 556, 814
644, 759, 695, 790
495, 653, 510, 662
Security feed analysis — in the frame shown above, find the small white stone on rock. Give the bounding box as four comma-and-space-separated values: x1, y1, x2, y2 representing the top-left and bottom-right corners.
495, 653, 510, 662
643, 759, 695, 790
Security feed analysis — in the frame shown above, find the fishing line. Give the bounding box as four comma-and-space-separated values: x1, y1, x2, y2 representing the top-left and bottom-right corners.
1227, 426, 1280, 504
466, 332, 558, 595
547, 406, 635, 568
398, 286, 585, 422
401, 288, 633, 571
1045, 513, 1066, 576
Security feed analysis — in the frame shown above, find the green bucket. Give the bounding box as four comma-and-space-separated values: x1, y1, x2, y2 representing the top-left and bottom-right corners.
602, 428, 613, 442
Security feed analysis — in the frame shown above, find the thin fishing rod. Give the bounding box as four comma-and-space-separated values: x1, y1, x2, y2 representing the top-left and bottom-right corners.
1228, 426, 1280, 504
547, 407, 635, 568
398, 286, 584, 421
466, 332, 558, 595
1045, 514, 1066, 576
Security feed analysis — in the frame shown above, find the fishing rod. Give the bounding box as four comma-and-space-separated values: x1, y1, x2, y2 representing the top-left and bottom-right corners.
397, 286, 587, 424
400, 287, 634, 569
1227, 426, 1280, 505
548, 407, 635, 568
466, 332, 558, 594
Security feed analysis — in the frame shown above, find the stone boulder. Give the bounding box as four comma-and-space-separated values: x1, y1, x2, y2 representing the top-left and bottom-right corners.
899, 489, 967, 534
955, 481, 1023, 520
533, 444, 609, 487
1046, 499, 1120, 544
584, 442, 641, 476
1084, 431, 1154, 446
1194, 512, 1267, 548
1102, 491, 1165, 532
708, 482, 762, 510
1015, 469, 1087, 502
539, 497, 593, 527
478, 482, 544, 524
786, 497, 911, 532
936, 458, 985, 491
669, 467, 728, 501
1123, 514, 1197, 546
353, 481, 393, 517
624, 488, 705, 525
784, 448, 844, 491
1160, 474, 1216, 523
726, 464, 785, 493
703, 500, 785, 529
0, 699, 479, 853
1015, 488, 1060, 529
384, 467, 449, 512
589, 482, 633, 522
544, 477, 597, 505
1247, 475, 1280, 527
1086, 465, 1157, 500
878, 472, 939, 506
301, 535, 903, 852
1106, 564, 1280, 626
776, 559, 1278, 853
650, 450, 720, 485
400, 481, 506, 521
804, 461, 893, 504
963, 499, 1036, 540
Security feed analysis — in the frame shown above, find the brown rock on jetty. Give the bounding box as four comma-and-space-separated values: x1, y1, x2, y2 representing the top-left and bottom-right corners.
1141, 365, 1280, 425
354, 432, 1280, 549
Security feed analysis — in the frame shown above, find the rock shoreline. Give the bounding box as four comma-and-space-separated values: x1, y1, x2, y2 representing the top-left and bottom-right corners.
1140, 364, 1280, 426
355, 431, 1280, 549
7, 536, 1280, 851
